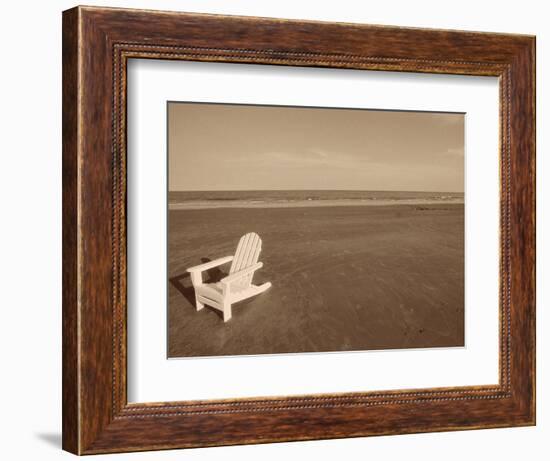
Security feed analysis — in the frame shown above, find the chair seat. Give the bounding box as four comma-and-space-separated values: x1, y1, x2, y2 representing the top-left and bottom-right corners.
195, 280, 249, 303
195, 283, 224, 302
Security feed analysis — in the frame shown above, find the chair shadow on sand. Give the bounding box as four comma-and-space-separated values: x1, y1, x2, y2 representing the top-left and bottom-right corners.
169, 258, 227, 320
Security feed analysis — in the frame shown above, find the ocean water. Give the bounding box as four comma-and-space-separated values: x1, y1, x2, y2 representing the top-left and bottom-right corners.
168, 190, 464, 210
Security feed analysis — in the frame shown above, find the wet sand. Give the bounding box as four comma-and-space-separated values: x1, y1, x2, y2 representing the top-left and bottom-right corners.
168, 204, 464, 358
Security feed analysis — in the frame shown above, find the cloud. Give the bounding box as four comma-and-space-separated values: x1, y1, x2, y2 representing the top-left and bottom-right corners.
256, 148, 370, 170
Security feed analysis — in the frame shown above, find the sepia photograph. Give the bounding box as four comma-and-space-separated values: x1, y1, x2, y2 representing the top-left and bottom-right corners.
167, 102, 465, 358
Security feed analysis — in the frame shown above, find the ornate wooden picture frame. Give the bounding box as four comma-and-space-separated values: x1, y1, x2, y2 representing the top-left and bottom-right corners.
62, 5, 535, 455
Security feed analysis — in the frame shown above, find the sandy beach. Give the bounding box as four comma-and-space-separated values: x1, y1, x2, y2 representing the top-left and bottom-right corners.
168, 203, 464, 358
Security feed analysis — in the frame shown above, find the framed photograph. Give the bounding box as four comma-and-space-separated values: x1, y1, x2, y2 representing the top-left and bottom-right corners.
62, 6, 535, 454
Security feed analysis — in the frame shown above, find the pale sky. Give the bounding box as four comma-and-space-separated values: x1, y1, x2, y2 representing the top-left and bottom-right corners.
168, 102, 464, 192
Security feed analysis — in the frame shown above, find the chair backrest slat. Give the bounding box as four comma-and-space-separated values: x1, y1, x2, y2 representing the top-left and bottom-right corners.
229, 232, 262, 290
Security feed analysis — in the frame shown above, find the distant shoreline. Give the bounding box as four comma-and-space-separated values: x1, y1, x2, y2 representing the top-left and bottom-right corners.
168, 190, 464, 210
169, 198, 464, 210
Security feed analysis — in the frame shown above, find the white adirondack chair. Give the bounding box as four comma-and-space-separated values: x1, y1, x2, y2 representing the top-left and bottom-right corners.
187, 232, 272, 322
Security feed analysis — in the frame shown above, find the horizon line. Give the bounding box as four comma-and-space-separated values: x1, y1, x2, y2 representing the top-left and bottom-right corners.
169, 189, 465, 194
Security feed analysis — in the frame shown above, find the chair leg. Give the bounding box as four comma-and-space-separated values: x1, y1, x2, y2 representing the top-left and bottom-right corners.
223, 302, 232, 322
190, 273, 204, 311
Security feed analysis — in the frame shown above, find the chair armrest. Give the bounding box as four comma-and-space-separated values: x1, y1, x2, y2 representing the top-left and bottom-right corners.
187, 256, 233, 273
220, 262, 263, 285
